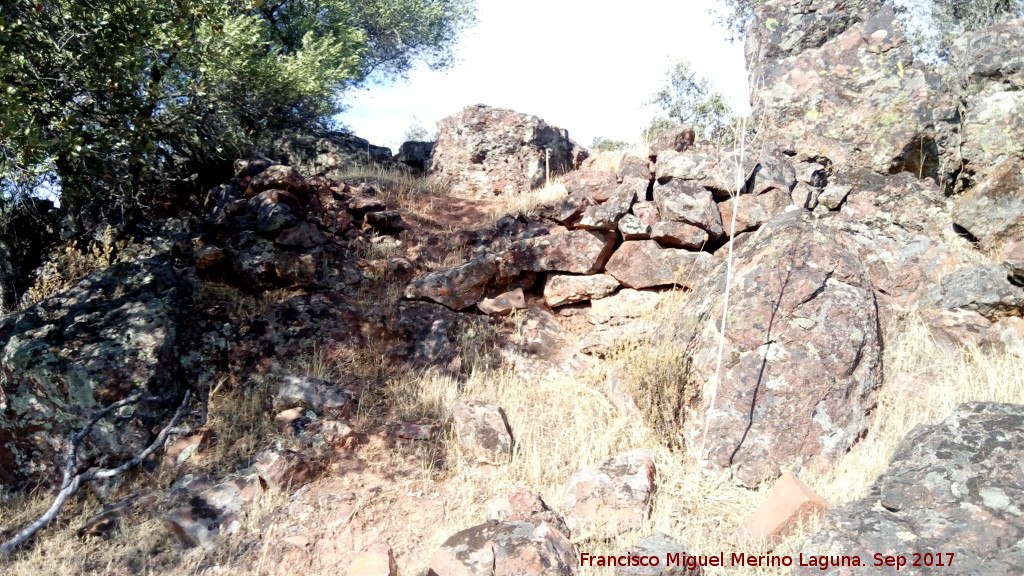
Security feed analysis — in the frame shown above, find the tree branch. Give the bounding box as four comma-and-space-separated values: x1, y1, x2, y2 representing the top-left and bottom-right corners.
0, 390, 192, 556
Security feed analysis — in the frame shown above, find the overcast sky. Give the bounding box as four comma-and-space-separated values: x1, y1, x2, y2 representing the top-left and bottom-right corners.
339, 0, 750, 152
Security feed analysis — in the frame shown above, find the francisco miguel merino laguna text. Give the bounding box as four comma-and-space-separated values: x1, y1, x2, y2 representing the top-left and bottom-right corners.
579, 551, 870, 571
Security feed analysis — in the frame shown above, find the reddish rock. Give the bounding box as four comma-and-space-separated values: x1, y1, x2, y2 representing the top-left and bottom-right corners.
364, 210, 407, 235
274, 251, 318, 286
430, 104, 581, 198
717, 190, 792, 237
742, 473, 829, 548
618, 154, 653, 181
276, 222, 327, 248
348, 541, 398, 576
193, 243, 225, 271
348, 195, 387, 217
648, 125, 696, 157
655, 149, 752, 198
587, 289, 664, 325
253, 448, 320, 490
817, 183, 852, 211
604, 240, 716, 289
428, 520, 576, 576
617, 214, 652, 240
165, 475, 264, 549
245, 164, 309, 201
632, 200, 660, 225
487, 488, 551, 522
562, 170, 618, 202
543, 274, 620, 307
248, 189, 301, 233
477, 288, 526, 315
161, 429, 216, 470
673, 211, 882, 487
396, 422, 441, 440
653, 179, 724, 239
502, 230, 615, 276
650, 221, 709, 249
274, 374, 352, 416
564, 450, 656, 539
578, 177, 644, 230
452, 400, 514, 465
404, 255, 498, 310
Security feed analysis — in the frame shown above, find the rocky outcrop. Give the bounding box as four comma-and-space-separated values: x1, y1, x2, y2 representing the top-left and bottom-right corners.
671, 211, 882, 487
0, 258, 184, 491
429, 105, 583, 198
796, 402, 1024, 576
747, 0, 935, 176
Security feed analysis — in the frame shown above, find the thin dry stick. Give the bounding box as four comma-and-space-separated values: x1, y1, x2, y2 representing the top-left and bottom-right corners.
0, 390, 191, 555
697, 115, 749, 466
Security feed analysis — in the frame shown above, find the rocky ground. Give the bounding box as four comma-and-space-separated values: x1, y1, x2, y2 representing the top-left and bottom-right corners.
2, 1, 1024, 575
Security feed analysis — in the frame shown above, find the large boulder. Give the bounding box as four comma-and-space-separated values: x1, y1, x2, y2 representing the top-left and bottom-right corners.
430, 105, 581, 198
796, 402, 1024, 576
395, 140, 434, 173
670, 211, 882, 487
747, 0, 935, 175
0, 258, 183, 491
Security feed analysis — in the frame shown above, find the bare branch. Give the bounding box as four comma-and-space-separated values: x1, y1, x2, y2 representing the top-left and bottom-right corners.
0, 390, 191, 556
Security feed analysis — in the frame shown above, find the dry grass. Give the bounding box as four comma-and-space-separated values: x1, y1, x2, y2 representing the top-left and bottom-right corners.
19, 225, 133, 308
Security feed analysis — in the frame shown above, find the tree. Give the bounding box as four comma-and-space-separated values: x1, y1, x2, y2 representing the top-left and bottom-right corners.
404, 116, 432, 141
0, 0, 475, 225
644, 60, 734, 143
590, 137, 630, 153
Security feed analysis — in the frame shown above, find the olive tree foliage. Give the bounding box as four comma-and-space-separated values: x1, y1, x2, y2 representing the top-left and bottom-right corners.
0, 0, 475, 221
643, 60, 734, 144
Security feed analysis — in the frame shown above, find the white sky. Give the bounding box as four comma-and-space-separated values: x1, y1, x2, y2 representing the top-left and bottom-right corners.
339, 0, 750, 152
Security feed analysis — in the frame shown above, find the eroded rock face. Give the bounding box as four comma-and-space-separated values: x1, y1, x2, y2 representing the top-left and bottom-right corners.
671, 211, 882, 487
747, 0, 934, 175
796, 402, 1024, 576
430, 105, 580, 198
428, 520, 576, 576
0, 258, 183, 491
